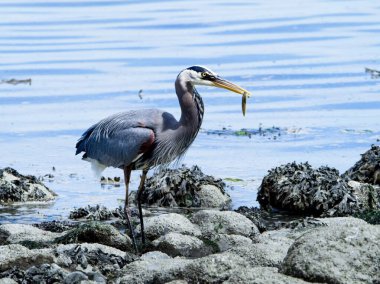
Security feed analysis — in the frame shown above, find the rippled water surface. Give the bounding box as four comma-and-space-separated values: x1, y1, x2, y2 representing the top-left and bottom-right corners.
1, 0, 379, 223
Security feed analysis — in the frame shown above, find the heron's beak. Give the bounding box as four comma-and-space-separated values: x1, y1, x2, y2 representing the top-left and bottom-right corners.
212, 77, 251, 97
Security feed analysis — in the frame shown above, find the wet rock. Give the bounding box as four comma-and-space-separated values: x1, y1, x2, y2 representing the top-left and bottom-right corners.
224, 267, 310, 284
281, 218, 380, 284
257, 162, 361, 216
152, 232, 212, 257
138, 165, 231, 209
211, 234, 252, 252
343, 145, 380, 185
34, 220, 77, 233
64, 271, 88, 283
190, 210, 259, 238
234, 206, 268, 232
118, 257, 192, 284
69, 205, 114, 221
0, 167, 56, 203
1, 263, 69, 283
0, 224, 62, 247
0, 244, 54, 272
135, 213, 201, 240
56, 222, 132, 251
55, 243, 136, 279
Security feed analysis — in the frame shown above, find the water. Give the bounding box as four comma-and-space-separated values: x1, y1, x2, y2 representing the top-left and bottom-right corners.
0, 0, 379, 223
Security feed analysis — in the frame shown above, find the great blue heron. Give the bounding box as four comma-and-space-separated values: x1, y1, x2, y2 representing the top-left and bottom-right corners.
75, 66, 251, 251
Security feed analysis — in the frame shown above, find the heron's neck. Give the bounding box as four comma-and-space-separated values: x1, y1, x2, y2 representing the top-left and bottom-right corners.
176, 79, 204, 130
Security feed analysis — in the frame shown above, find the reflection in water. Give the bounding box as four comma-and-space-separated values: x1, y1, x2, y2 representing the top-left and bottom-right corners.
0, 0, 379, 223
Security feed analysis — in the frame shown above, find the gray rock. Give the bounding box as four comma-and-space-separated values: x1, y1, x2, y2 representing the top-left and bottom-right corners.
281, 219, 380, 283
257, 162, 360, 216
227, 244, 279, 267
211, 234, 252, 252
56, 222, 132, 251
223, 267, 310, 284
119, 258, 192, 284
255, 229, 297, 265
343, 145, 380, 185
0, 167, 56, 203
64, 271, 88, 283
0, 224, 62, 247
139, 165, 231, 209
182, 252, 247, 283
152, 232, 212, 257
136, 213, 201, 239
140, 251, 172, 261
191, 210, 259, 238
0, 279, 17, 284
347, 180, 380, 211
164, 280, 188, 284
0, 244, 54, 272
197, 184, 231, 209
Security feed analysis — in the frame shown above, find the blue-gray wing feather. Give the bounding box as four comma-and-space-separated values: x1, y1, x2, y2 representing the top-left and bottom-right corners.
76, 111, 156, 168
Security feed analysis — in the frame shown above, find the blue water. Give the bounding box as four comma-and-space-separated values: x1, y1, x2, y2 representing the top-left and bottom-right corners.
0, 0, 379, 223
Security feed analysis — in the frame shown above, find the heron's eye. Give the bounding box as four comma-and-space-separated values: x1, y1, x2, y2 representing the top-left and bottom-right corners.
201, 72, 207, 78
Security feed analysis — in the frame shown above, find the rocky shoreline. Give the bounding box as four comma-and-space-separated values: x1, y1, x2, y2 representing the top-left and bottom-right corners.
0, 146, 379, 283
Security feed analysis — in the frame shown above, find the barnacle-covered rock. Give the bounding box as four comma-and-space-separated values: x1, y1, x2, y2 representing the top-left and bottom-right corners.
0, 167, 56, 203
69, 205, 114, 221
257, 162, 360, 216
343, 145, 380, 185
138, 165, 231, 209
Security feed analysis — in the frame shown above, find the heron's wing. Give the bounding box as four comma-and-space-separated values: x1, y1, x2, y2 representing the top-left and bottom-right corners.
76, 113, 156, 168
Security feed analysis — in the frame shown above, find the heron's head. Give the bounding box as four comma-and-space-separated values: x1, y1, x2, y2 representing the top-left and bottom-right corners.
182, 65, 251, 97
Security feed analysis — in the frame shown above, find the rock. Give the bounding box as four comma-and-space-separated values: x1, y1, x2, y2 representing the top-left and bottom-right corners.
56, 222, 132, 251
138, 165, 231, 209
0, 224, 62, 247
257, 162, 362, 216
118, 258, 191, 284
164, 280, 188, 284
234, 206, 268, 232
224, 267, 310, 284
343, 145, 380, 185
1, 263, 69, 283
197, 185, 231, 209
281, 219, 380, 283
69, 205, 113, 221
227, 244, 279, 267
182, 252, 246, 283
64, 271, 88, 283
140, 251, 172, 261
152, 232, 212, 257
347, 180, 380, 212
0, 278, 17, 284
0, 167, 56, 203
55, 243, 137, 279
136, 213, 201, 240
190, 210, 259, 238
0, 244, 54, 272
211, 234, 252, 252
34, 220, 77, 233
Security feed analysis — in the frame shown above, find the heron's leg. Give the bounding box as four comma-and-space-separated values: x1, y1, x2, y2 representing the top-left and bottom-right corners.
123, 165, 138, 252
137, 169, 148, 245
